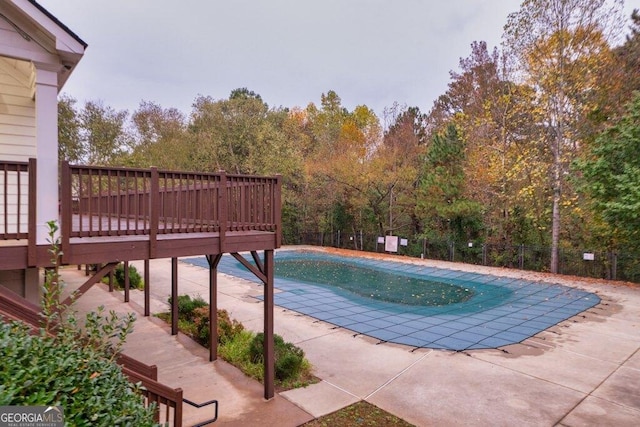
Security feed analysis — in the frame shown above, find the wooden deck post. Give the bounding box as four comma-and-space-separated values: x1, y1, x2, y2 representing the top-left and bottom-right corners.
27, 158, 37, 267
144, 259, 150, 317
124, 261, 130, 303
60, 161, 71, 264
171, 257, 178, 335
206, 254, 222, 362
274, 175, 282, 248
149, 167, 159, 259
264, 249, 275, 400
217, 172, 227, 253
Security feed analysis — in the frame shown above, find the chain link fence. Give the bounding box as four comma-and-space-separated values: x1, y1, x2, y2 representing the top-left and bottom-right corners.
291, 232, 640, 283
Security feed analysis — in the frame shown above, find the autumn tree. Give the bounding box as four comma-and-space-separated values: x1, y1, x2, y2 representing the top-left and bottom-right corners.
128, 101, 188, 169
57, 97, 130, 165
188, 90, 281, 174
620, 9, 640, 93
301, 91, 385, 242
78, 100, 130, 165
503, 0, 624, 273
300, 91, 350, 235
379, 105, 427, 236
592, 9, 640, 126
425, 41, 548, 247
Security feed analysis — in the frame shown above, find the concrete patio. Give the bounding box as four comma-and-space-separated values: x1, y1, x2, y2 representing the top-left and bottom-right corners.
65, 248, 640, 426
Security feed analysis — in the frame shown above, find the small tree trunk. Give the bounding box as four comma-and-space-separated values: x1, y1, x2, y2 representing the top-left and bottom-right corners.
550, 189, 561, 274
550, 124, 563, 274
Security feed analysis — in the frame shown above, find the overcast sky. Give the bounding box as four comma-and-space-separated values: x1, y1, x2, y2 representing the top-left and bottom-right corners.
38, 0, 635, 119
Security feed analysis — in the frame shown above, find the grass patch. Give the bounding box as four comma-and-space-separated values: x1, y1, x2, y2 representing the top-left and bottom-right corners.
302, 401, 415, 427
218, 329, 264, 381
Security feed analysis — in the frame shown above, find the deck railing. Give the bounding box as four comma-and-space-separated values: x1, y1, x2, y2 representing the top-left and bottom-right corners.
1, 159, 36, 241
0, 160, 281, 266
60, 162, 282, 253
121, 367, 184, 426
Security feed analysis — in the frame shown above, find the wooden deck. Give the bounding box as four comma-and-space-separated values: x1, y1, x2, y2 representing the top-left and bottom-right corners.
1, 161, 282, 269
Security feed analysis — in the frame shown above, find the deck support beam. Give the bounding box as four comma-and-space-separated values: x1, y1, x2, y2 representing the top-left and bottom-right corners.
171, 257, 178, 335
144, 259, 150, 317
206, 254, 222, 362
228, 250, 275, 399
264, 249, 275, 400
62, 262, 118, 307
124, 261, 130, 302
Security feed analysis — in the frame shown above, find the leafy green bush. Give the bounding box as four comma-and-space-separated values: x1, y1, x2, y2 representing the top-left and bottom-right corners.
0, 319, 156, 426
249, 332, 305, 381
217, 308, 245, 343
191, 307, 245, 346
167, 294, 208, 321
0, 220, 157, 425
113, 263, 143, 290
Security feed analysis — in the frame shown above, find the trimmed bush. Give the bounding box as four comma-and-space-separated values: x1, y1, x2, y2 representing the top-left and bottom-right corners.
0, 221, 155, 425
217, 309, 245, 344
167, 294, 208, 321
191, 307, 245, 346
114, 263, 143, 290
0, 319, 156, 426
249, 332, 305, 381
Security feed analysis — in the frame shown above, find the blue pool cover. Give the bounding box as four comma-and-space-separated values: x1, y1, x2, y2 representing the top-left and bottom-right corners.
185, 251, 600, 351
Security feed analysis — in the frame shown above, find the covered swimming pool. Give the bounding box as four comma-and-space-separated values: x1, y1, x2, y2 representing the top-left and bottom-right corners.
185, 250, 600, 351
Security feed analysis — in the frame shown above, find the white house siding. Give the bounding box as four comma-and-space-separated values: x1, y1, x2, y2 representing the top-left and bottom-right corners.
0, 23, 37, 303
0, 57, 35, 238
0, 58, 37, 161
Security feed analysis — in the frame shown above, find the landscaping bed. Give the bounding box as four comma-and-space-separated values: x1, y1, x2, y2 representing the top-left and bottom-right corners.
155, 294, 317, 391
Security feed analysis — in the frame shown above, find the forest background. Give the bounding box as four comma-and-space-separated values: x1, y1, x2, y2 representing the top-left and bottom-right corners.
56, 1, 640, 280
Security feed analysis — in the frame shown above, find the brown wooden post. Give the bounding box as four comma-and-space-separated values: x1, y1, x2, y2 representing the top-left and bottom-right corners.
108, 269, 114, 292
60, 161, 71, 264
144, 259, 150, 317
274, 175, 282, 248
218, 172, 227, 253
124, 261, 130, 302
27, 158, 37, 267
264, 249, 275, 399
149, 167, 159, 259
171, 257, 178, 335
207, 254, 222, 362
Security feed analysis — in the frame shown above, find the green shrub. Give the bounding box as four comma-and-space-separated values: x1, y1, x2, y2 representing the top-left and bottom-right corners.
0, 221, 157, 425
249, 332, 305, 381
191, 307, 244, 346
217, 309, 245, 343
0, 319, 156, 426
167, 294, 208, 321
114, 263, 143, 290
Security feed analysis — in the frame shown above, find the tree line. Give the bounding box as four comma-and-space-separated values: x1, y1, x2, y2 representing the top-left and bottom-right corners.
58, 1, 640, 275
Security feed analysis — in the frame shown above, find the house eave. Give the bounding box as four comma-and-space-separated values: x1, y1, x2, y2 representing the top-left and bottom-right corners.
5, 0, 87, 91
